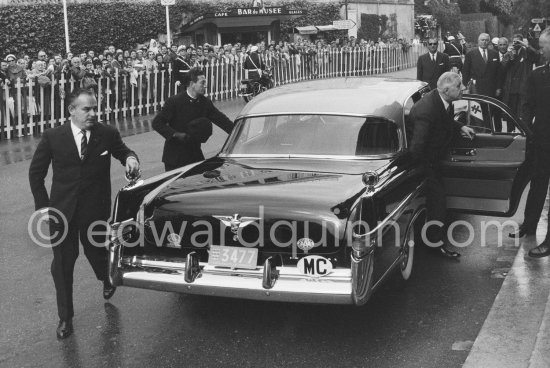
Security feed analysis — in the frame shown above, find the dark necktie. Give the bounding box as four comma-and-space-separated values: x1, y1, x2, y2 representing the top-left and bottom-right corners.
447, 103, 454, 119
482, 49, 487, 62
80, 129, 87, 160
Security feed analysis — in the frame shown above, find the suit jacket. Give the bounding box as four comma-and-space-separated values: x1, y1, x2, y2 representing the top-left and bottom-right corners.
152, 92, 233, 168
521, 63, 550, 176
408, 89, 463, 165
462, 48, 502, 97
29, 123, 136, 224
417, 52, 450, 90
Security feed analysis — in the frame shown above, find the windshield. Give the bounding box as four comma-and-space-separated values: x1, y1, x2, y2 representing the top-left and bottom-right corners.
220, 114, 400, 157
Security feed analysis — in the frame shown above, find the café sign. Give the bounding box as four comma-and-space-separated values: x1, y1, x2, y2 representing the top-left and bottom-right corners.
187, 6, 304, 26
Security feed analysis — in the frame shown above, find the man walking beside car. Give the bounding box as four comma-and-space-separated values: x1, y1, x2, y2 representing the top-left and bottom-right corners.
508, 28, 550, 258
417, 37, 450, 90
29, 88, 140, 339
409, 72, 476, 258
152, 67, 233, 171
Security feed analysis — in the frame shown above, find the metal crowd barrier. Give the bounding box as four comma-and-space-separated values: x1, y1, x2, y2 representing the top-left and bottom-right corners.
0, 44, 427, 140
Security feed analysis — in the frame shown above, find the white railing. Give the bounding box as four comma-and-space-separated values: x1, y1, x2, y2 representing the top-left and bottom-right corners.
0, 45, 426, 140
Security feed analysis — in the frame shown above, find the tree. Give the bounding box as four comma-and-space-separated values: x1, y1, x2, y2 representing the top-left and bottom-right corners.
429, 0, 461, 35
414, 0, 430, 14
458, 0, 480, 14
507, 0, 550, 33
480, 0, 513, 25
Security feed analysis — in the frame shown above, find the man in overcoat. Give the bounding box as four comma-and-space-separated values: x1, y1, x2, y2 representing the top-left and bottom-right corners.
152, 67, 233, 171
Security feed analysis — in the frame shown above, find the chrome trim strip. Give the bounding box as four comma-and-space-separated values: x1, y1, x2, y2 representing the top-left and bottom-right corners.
217, 153, 398, 160
352, 181, 426, 254
236, 112, 369, 120
136, 161, 203, 225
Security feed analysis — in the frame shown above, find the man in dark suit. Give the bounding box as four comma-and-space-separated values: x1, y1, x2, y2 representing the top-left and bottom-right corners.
153, 67, 233, 171
29, 88, 140, 339
509, 29, 550, 258
409, 72, 475, 258
462, 33, 502, 98
501, 34, 540, 123
417, 37, 450, 90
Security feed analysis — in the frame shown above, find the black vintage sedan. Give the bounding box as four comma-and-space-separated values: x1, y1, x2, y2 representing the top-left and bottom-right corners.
108, 77, 531, 305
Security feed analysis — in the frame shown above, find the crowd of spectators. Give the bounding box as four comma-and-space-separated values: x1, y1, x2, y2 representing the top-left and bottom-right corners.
0, 35, 421, 136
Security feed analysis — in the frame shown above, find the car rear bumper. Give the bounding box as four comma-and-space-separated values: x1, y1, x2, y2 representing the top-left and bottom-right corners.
109, 244, 370, 305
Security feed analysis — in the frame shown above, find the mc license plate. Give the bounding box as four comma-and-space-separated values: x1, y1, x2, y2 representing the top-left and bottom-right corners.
208, 245, 258, 269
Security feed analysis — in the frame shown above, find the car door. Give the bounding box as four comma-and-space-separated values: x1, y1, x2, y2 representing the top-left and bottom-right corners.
438, 94, 532, 216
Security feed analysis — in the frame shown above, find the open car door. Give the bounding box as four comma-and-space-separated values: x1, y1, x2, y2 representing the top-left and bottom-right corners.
438, 94, 533, 217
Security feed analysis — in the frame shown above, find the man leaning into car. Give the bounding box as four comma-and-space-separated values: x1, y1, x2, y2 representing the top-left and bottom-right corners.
152, 67, 234, 171
408, 72, 476, 258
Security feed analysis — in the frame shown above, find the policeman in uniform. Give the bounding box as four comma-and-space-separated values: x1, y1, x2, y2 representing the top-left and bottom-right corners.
443, 35, 466, 73
509, 28, 550, 258
243, 45, 265, 80
173, 45, 192, 91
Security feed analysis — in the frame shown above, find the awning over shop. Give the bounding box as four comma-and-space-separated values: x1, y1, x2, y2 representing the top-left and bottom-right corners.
180, 6, 305, 33
315, 25, 337, 32
295, 26, 318, 35
295, 25, 339, 34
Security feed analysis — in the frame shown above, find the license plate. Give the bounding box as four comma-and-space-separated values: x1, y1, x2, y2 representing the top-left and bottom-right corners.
208, 245, 258, 269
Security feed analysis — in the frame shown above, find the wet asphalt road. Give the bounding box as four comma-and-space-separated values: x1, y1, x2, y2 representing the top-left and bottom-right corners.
0, 95, 526, 368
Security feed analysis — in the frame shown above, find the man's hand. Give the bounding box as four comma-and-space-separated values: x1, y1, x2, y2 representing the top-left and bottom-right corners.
460, 126, 476, 140
172, 132, 189, 142
125, 156, 140, 179
496, 88, 502, 97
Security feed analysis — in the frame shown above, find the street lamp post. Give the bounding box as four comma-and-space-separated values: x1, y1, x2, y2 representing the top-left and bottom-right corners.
345, 0, 348, 20
165, 5, 171, 48
161, 0, 175, 47
62, 0, 70, 53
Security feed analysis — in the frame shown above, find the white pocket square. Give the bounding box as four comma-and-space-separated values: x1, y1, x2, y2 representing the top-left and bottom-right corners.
439, 63, 444, 65
492, 58, 498, 61
100, 150, 108, 156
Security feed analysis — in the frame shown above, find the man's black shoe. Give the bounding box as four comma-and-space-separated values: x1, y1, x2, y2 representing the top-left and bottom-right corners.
509, 225, 536, 238
103, 280, 116, 300
528, 240, 550, 258
438, 245, 461, 259
56, 319, 73, 339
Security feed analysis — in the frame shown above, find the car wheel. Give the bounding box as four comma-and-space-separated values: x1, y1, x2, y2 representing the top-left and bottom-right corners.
400, 221, 415, 281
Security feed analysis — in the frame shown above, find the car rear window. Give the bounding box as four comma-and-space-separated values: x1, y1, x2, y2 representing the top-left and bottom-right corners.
221, 115, 400, 157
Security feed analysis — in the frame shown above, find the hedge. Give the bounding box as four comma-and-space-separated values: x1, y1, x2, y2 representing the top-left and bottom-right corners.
0, 0, 343, 56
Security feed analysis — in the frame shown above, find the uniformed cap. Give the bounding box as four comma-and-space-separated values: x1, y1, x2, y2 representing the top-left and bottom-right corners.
177, 45, 186, 53
447, 36, 455, 41
492, 37, 499, 45
250, 46, 258, 52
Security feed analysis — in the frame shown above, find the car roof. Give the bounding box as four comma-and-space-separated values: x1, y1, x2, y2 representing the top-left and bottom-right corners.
236, 77, 427, 123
